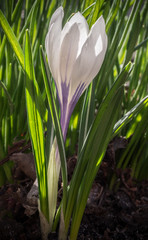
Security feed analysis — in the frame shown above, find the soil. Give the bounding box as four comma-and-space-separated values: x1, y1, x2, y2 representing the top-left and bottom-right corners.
0, 138, 148, 240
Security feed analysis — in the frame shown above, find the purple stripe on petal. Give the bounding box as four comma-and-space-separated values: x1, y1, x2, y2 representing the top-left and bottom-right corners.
51, 78, 69, 141
60, 82, 86, 141
61, 81, 70, 113
69, 82, 86, 113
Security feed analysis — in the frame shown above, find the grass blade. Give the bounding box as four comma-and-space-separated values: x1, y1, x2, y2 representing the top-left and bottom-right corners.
113, 96, 148, 137
24, 30, 48, 220
0, 10, 24, 68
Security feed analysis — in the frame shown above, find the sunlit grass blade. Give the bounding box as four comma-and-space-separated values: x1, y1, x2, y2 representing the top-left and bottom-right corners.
30, 0, 40, 47
89, 0, 105, 26
24, 30, 48, 220
11, 0, 23, 23
0, 9, 24, 68
18, 0, 39, 42
106, 0, 120, 32
124, 12, 140, 66
81, 3, 96, 18
0, 35, 6, 64
78, 82, 95, 156
113, 96, 148, 137
46, 0, 57, 19
110, 0, 143, 67
134, 37, 148, 51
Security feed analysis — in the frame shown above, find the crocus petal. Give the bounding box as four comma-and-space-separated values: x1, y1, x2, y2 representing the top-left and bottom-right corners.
59, 23, 80, 89
60, 12, 89, 57
84, 16, 108, 84
68, 12, 89, 56
69, 16, 107, 100
45, 7, 64, 86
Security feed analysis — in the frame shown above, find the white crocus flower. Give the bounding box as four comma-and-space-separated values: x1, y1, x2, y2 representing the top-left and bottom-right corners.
45, 6, 108, 141
43, 7, 108, 237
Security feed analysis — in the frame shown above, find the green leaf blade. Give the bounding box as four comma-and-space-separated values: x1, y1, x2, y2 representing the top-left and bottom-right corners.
0, 10, 24, 68
25, 30, 48, 220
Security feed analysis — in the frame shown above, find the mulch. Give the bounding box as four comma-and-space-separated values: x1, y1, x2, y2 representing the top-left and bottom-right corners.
0, 138, 148, 240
